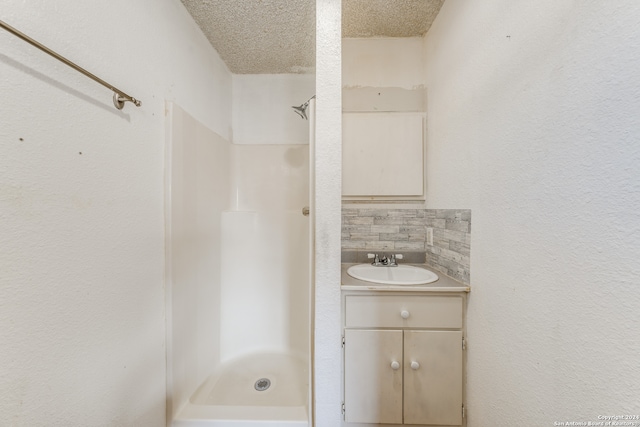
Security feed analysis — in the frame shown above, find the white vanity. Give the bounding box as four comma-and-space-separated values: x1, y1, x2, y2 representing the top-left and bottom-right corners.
341, 264, 470, 426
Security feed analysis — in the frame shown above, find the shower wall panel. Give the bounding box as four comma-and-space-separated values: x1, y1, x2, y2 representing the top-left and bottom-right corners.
220, 145, 310, 362
167, 104, 231, 417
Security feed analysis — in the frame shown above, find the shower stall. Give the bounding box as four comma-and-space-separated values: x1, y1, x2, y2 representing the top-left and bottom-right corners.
165, 87, 315, 426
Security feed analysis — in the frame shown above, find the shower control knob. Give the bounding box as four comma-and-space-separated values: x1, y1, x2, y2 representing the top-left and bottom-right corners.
400, 310, 410, 319
390, 361, 400, 370
411, 361, 420, 370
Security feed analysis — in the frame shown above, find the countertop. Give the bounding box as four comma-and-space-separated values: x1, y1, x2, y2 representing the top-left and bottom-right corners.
341, 263, 470, 293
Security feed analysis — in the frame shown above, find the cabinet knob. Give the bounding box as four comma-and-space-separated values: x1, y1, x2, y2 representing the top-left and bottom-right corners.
411, 361, 420, 370
390, 361, 400, 370
400, 310, 410, 319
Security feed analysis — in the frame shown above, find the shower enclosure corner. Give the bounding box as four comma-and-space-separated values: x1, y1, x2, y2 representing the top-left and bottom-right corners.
165, 95, 315, 426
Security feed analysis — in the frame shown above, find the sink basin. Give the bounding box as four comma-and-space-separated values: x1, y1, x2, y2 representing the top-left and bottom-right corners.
347, 264, 439, 285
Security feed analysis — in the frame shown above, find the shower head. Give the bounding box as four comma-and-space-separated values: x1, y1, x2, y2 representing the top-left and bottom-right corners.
291, 95, 316, 120
292, 104, 308, 120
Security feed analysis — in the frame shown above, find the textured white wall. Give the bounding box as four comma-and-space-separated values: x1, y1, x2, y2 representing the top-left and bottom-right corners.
342, 37, 424, 89
314, 0, 343, 426
424, 1, 640, 425
0, 1, 231, 425
232, 74, 315, 145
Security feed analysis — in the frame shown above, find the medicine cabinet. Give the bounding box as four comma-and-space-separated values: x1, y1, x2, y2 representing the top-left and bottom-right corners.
342, 112, 425, 200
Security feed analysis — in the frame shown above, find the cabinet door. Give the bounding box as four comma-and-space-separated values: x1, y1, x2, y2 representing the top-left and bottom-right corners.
344, 329, 403, 424
404, 331, 463, 425
343, 112, 424, 198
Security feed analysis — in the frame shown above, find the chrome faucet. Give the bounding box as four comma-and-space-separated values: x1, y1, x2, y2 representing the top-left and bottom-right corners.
368, 253, 403, 267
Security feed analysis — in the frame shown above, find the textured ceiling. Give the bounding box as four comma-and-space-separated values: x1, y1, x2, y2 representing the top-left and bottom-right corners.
343, 0, 444, 38
181, 0, 444, 74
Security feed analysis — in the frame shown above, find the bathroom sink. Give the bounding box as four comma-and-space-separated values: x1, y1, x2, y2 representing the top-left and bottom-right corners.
346, 264, 439, 285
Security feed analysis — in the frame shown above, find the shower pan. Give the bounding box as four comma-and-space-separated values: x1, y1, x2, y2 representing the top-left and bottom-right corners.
166, 98, 315, 427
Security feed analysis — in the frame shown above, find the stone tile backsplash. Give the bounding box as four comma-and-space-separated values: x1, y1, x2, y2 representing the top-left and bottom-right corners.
342, 207, 471, 284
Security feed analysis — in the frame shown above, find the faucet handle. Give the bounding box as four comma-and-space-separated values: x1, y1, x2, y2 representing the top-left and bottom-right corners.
387, 254, 403, 266
388, 254, 397, 266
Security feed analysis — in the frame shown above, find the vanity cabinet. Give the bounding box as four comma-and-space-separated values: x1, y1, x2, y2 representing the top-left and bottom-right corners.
343, 294, 465, 426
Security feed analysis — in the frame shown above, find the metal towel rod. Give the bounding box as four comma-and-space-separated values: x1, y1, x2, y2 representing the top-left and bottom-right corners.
0, 19, 141, 110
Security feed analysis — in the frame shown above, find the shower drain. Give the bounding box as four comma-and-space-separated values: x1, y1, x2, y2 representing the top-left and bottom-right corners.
254, 378, 271, 391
